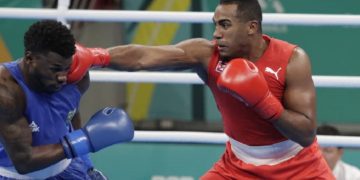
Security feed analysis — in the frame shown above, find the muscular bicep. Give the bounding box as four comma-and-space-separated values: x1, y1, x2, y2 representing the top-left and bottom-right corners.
0, 84, 32, 165
283, 47, 316, 122
108, 38, 214, 71
0, 117, 32, 164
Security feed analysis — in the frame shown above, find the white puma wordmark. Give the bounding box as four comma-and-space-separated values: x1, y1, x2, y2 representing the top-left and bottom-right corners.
265, 67, 282, 80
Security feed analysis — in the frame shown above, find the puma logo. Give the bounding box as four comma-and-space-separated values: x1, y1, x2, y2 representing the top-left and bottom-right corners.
215, 60, 227, 73
265, 67, 281, 80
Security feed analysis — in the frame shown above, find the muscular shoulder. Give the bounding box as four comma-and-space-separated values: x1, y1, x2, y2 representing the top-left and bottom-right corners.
179, 38, 214, 47
0, 66, 25, 123
289, 47, 310, 63
286, 47, 313, 86
175, 38, 215, 64
288, 47, 311, 71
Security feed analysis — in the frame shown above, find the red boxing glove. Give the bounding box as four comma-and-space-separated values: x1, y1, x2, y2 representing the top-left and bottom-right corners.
67, 44, 111, 83
217, 58, 284, 121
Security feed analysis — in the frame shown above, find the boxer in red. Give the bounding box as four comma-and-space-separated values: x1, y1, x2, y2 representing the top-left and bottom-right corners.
68, 0, 334, 179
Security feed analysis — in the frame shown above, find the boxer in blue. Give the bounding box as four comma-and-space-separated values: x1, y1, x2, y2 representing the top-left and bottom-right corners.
0, 20, 134, 179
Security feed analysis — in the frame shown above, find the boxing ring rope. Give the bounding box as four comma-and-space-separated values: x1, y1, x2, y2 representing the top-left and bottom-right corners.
90, 71, 360, 88
133, 131, 360, 148
1, 5, 359, 88
1, 5, 360, 88
2, 8, 360, 26
2, 3, 360, 147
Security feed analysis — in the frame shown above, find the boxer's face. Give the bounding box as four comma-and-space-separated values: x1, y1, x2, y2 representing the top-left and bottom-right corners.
213, 3, 259, 60
25, 51, 72, 93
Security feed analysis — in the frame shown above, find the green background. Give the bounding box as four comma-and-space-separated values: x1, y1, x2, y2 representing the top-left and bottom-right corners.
1, 0, 359, 179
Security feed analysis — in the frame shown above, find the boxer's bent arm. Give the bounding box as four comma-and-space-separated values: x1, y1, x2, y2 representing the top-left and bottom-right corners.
107, 38, 214, 71
71, 111, 82, 130
72, 72, 88, 129
0, 84, 65, 174
76, 72, 90, 95
273, 47, 316, 147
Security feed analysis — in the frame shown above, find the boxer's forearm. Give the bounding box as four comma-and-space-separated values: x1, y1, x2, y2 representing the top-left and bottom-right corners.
273, 110, 316, 147
12, 144, 65, 174
71, 112, 82, 130
107, 44, 199, 71
107, 45, 146, 71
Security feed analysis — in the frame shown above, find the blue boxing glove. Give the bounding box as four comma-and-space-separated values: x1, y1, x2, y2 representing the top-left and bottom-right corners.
61, 107, 134, 159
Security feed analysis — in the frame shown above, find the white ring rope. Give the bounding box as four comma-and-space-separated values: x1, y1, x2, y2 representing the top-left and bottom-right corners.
2, 5, 359, 148
90, 71, 360, 88
133, 131, 360, 148
1, 6, 359, 88
1, 8, 360, 26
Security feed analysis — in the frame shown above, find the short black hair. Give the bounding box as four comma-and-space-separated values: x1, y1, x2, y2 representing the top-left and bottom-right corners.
219, 0, 262, 23
317, 125, 341, 136
24, 20, 75, 58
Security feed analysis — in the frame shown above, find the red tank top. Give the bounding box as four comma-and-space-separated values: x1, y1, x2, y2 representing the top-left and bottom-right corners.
207, 35, 296, 145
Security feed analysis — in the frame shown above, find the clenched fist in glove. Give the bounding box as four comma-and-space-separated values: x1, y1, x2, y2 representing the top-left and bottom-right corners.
67, 44, 110, 83
61, 107, 134, 159
217, 58, 284, 121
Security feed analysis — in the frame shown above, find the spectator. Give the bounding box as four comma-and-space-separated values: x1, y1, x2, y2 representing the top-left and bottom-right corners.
317, 125, 360, 180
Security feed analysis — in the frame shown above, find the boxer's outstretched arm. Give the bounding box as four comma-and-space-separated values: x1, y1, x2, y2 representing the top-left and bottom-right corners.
68, 38, 214, 83
107, 38, 213, 71
273, 47, 317, 147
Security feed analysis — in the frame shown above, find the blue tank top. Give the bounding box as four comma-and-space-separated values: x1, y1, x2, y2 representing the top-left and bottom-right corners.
0, 61, 81, 166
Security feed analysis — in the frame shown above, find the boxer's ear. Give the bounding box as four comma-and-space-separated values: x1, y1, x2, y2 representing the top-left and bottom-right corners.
24, 51, 34, 64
